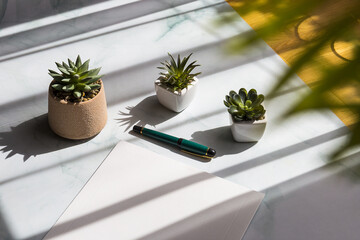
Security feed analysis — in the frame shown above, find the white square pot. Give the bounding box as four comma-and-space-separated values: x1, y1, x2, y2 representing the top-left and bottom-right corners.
229, 114, 267, 142
154, 77, 198, 112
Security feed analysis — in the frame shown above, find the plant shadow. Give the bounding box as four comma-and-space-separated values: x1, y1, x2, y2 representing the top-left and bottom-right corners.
116, 95, 179, 132
190, 126, 257, 158
0, 114, 89, 162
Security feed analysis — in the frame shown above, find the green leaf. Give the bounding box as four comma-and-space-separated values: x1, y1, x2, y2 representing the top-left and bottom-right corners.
184, 61, 199, 73
253, 105, 264, 113
233, 94, 242, 106
252, 94, 264, 107
48, 72, 63, 78
75, 55, 82, 68
87, 75, 103, 84
246, 111, 255, 119
55, 62, 62, 68
239, 89, 247, 104
225, 95, 231, 103
73, 90, 82, 99
78, 59, 90, 73
62, 84, 75, 92
52, 77, 63, 83
234, 112, 245, 119
79, 71, 90, 78
234, 115, 243, 121
180, 53, 192, 72
83, 85, 91, 92
168, 53, 177, 69
67, 69, 76, 75
229, 97, 238, 107
248, 89, 257, 102
229, 90, 237, 98
68, 58, 75, 68
60, 78, 71, 84
87, 67, 102, 77
58, 67, 70, 75
224, 100, 230, 107
89, 84, 101, 90
72, 74, 80, 81
62, 61, 70, 69
48, 69, 59, 75
51, 84, 63, 91
228, 105, 238, 114
245, 100, 252, 107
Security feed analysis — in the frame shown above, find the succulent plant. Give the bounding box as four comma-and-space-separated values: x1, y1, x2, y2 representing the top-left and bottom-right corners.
48, 55, 103, 99
157, 53, 201, 92
224, 88, 266, 121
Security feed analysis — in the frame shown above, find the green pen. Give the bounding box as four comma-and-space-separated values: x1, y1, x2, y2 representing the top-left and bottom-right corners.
133, 125, 216, 159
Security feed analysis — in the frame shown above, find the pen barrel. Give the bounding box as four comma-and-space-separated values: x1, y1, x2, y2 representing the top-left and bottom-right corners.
180, 139, 209, 156
133, 126, 215, 158
141, 128, 179, 146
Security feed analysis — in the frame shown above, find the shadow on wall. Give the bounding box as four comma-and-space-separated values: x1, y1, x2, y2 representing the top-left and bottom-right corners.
0, 114, 89, 161
116, 95, 179, 132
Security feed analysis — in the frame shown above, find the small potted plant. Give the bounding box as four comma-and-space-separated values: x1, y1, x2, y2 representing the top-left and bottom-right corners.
48, 55, 107, 140
155, 53, 201, 112
224, 88, 266, 142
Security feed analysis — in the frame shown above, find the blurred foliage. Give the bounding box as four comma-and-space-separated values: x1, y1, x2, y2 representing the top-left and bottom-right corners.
221, 0, 360, 157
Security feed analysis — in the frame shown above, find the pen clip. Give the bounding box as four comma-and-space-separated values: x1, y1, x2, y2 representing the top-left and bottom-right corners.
181, 150, 213, 159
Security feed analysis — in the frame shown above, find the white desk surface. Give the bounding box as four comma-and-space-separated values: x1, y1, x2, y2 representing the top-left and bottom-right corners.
1, 0, 360, 240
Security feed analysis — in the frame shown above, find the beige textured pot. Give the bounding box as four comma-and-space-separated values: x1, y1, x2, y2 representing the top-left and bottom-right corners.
48, 80, 108, 140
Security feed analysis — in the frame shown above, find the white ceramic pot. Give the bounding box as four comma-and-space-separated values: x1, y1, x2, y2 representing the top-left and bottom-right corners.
229, 114, 267, 142
154, 77, 198, 112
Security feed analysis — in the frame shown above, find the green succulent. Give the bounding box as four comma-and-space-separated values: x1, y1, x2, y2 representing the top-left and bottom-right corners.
157, 53, 201, 92
48, 55, 103, 99
224, 88, 266, 121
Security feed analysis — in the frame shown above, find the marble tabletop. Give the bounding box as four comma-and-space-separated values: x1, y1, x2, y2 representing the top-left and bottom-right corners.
1, 0, 360, 239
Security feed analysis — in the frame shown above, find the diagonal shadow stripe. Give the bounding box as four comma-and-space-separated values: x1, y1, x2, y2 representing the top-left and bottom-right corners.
138, 191, 259, 240
0, 33, 274, 126
42, 172, 214, 239
214, 126, 350, 178
0, 0, 197, 54
0, 0, 217, 61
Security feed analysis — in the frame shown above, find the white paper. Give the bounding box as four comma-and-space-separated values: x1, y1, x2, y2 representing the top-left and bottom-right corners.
44, 141, 264, 240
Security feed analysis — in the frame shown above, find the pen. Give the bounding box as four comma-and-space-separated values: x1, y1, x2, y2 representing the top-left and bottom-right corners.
133, 125, 216, 159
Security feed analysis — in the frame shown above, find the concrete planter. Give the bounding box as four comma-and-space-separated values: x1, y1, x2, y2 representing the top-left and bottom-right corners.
154, 77, 198, 112
229, 114, 267, 142
48, 80, 107, 140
